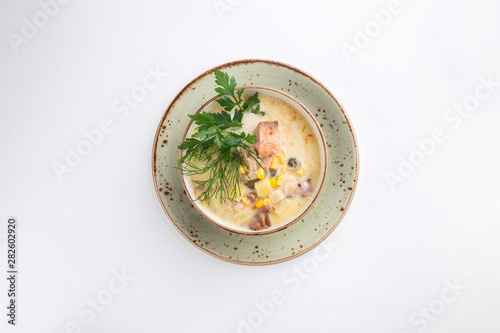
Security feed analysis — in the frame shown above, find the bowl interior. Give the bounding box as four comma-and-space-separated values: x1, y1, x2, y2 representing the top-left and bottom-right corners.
181, 86, 328, 235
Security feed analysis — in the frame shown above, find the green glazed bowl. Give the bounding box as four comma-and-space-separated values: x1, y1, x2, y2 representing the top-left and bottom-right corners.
180, 86, 329, 236
152, 59, 359, 265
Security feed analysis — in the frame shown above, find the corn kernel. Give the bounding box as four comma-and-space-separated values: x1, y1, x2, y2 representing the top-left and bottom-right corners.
240, 165, 248, 174
281, 167, 286, 174
255, 199, 263, 208
296, 168, 305, 176
277, 155, 285, 164
280, 148, 287, 155
270, 157, 278, 170
263, 198, 271, 206
269, 178, 277, 187
257, 167, 265, 179
277, 175, 285, 186
242, 197, 250, 205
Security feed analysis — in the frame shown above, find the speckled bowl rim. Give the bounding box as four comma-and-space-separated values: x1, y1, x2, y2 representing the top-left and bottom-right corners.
179, 86, 329, 235
152, 59, 359, 265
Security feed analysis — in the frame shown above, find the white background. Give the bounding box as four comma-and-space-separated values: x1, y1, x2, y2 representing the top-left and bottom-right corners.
1, 0, 499, 332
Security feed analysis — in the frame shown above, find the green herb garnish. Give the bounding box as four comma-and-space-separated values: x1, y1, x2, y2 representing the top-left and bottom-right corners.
178, 69, 264, 204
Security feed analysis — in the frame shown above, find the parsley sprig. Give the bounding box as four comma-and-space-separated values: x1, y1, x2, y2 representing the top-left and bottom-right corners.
214, 70, 264, 117
178, 69, 264, 204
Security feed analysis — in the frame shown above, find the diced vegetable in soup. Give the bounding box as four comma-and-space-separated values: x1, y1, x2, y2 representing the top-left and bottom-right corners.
189, 91, 321, 231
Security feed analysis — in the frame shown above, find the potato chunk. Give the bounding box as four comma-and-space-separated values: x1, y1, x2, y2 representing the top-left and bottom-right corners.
269, 189, 285, 203
254, 178, 272, 197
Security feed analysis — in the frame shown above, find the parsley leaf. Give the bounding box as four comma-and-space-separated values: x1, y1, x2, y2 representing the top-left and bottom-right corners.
178, 70, 265, 204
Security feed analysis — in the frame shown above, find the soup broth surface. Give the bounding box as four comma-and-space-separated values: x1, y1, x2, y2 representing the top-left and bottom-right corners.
189, 91, 321, 231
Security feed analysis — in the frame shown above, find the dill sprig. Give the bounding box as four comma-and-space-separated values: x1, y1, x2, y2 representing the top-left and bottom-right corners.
178, 69, 264, 204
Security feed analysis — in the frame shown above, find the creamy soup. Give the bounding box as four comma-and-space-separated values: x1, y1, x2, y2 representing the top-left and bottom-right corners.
189, 91, 321, 231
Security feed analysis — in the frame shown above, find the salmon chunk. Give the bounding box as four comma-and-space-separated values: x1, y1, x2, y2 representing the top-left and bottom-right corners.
243, 149, 258, 172
255, 121, 281, 156
244, 151, 273, 171
262, 156, 273, 169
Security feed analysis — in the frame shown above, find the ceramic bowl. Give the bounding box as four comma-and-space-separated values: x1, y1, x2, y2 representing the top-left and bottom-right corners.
152, 59, 359, 265
180, 86, 328, 235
